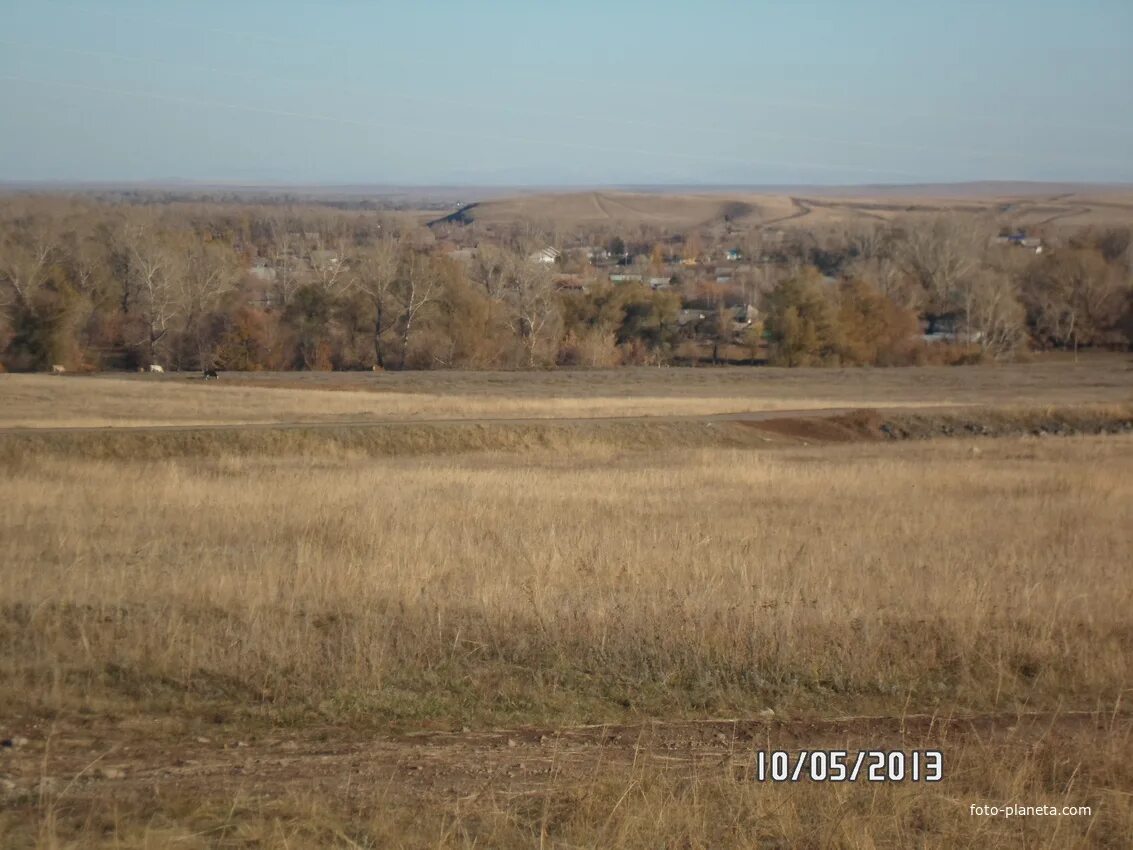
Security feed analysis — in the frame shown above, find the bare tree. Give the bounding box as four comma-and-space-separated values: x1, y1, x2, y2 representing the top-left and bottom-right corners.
847, 254, 918, 310
897, 214, 989, 312
502, 253, 561, 367
310, 232, 353, 297
352, 238, 400, 368
960, 269, 1027, 359
266, 220, 305, 307
0, 213, 58, 311
470, 244, 509, 299
1022, 249, 1126, 355
394, 251, 438, 370
843, 221, 890, 262
178, 236, 240, 368
0, 209, 76, 369
120, 222, 181, 365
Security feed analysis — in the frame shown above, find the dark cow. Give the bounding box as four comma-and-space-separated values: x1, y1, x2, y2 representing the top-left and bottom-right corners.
203, 368, 219, 380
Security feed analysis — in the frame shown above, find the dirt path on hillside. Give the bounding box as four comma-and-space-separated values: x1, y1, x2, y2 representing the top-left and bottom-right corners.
759, 197, 812, 227
1, 710, 1124, 807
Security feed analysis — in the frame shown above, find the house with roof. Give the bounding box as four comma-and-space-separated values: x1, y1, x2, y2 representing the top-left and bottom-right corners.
528, 247, 562, 265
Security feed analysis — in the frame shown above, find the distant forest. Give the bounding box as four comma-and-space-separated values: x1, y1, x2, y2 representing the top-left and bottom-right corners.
1, 194, 1130, 373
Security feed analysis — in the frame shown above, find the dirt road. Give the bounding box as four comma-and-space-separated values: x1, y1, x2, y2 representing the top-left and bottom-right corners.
2, 710, 1123, 806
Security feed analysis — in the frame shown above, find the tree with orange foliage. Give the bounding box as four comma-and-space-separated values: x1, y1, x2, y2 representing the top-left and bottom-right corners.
835, 278, 919, 365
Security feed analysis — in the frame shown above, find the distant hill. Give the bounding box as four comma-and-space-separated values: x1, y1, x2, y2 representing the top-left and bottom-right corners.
5, 181, 1133, 231
427, 186, 1133, 232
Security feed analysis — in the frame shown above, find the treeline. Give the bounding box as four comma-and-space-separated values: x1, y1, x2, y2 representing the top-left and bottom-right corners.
0, 196, 1131, 372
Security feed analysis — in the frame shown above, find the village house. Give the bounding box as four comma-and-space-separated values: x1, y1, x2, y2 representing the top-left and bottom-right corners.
528, 246, 562, 265
994, 232, 1044, 253
248, 258, 276, 282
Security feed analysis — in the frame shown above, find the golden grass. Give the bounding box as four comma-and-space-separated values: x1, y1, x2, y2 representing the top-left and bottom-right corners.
0, 374, 918, 429
3, 436, 1130, 723
3, 356, 1132, 428
3, 428, 1132, 847
451, 188, 1133, 231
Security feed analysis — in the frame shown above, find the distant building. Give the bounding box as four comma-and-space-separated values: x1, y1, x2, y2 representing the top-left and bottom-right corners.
724, 248, 743, 261
529, 247, 562, 265
734, 304, 759, 325
994, 232, 1044, 253
248, 259, 276, 282
678, 309, 708, 327
920, 315, 981, 344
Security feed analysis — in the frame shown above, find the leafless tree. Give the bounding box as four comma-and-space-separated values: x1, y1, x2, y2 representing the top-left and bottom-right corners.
352, 238, 400, 368
470, 244, 509, 299
266, 220, 305, 307
178, 236, 240, 368
0, 214, 58, 311
897, 214, 989, 312
959, 269, 1027, 359
395, 251, 438, 370
502, 253, 561, 367
310, 233, 352, 297
846, 255, 917, 310
120, 223, 181, 364
1022, 249, 1127, 355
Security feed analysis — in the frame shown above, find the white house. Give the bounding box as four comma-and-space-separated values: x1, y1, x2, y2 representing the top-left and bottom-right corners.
528, 247, 562, 265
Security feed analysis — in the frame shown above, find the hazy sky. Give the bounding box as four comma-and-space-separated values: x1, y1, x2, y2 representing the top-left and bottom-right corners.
1, 0, 1131, 186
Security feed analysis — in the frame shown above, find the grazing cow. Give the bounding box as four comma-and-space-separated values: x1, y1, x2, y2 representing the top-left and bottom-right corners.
149, 364, 165, 373
203, 368, 219, 380
51, 364, 65, 374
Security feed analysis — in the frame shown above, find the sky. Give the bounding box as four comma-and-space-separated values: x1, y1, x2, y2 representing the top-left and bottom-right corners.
1, 0, 1131, 186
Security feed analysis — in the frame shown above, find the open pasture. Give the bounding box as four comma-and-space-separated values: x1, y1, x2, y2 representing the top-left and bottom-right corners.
2, 363, 1132, 847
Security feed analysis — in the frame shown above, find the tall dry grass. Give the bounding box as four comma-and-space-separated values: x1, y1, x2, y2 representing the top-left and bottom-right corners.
4, 433, 1132, 848
2, 436, 1130, 724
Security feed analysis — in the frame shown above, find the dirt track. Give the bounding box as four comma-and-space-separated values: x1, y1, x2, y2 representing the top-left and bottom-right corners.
2, 710, 1125, 806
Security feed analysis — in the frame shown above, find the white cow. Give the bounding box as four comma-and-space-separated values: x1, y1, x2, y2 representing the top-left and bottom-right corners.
51, 364, 65, 374
149, 364, 165, 373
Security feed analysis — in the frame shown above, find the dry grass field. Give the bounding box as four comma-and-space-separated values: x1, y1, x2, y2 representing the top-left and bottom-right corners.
451, 187, 1133, 232
2, 363, 1133, 848
3, 355, 1132, 429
